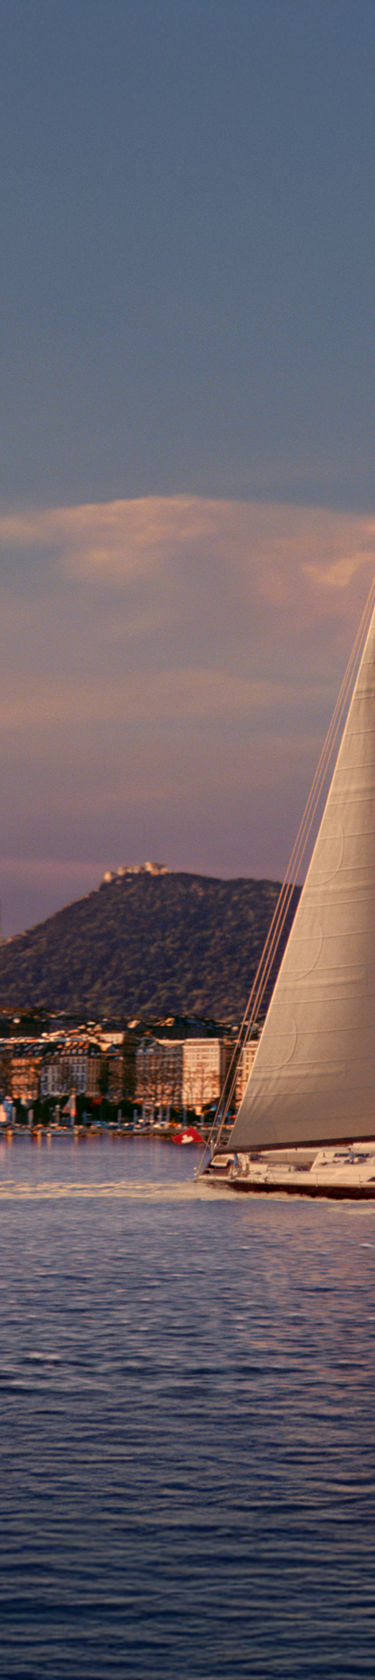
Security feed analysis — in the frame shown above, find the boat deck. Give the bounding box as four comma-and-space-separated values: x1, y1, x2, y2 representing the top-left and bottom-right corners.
206, 1144, 375, 1199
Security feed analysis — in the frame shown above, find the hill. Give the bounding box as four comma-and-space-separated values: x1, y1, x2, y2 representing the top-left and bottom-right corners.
0, 869, 300, 1019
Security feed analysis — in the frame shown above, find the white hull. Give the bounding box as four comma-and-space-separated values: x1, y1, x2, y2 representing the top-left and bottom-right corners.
206, 1143, 375, 1198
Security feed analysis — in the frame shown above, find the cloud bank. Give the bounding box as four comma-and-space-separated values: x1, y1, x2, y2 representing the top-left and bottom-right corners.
1, 494, 374, 932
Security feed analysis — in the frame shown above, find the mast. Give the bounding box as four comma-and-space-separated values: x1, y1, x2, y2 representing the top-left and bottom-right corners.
229, 599, 375, 1152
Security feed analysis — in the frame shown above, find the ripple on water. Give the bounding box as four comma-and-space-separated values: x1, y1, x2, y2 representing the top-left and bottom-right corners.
0, 1136, 374, 1677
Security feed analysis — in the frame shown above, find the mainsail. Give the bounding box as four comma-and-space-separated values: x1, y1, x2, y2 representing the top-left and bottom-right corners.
230, 602, 375, 1152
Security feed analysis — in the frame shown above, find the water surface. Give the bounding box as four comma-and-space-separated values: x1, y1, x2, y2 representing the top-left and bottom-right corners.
0, 1132, 374, 1678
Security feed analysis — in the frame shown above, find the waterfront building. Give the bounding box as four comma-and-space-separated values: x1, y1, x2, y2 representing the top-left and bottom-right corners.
235, 1040, 258, 1105
135, 1038, 183, 1113
181, 1038, 233, 1113
135, 1035, 233, 1116
11, 1052, 42, 1102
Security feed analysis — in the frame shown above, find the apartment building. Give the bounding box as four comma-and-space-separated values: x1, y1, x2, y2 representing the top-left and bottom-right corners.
11, 1053, 42, 1102
40, 1043, 103, 1098
181, 1038, 233, 1113
235, 1040, 258, 1105
135, 1035, 233, 1115
135, 1038, 183, 1111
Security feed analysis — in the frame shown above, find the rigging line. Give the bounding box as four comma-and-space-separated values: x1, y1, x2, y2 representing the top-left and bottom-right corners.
239, 658, 370, 1031
228, 577, 375, 1114
256, 573, 375, 939
215, 577, 375, 1137
214, 575, 375, 1153
240, 576, 375, 1023
245, 574, 375, 1018
206, 615, 369, 1154
198, 575, 375, 1172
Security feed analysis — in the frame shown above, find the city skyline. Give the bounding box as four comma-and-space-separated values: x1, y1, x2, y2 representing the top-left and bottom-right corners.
2, 0, 375, 932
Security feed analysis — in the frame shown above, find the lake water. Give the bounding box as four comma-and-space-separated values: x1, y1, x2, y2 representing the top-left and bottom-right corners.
0, 1132, 374, 1679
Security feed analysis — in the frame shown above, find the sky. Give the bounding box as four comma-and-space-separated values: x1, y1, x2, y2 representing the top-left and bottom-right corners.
2, 0, 375, 935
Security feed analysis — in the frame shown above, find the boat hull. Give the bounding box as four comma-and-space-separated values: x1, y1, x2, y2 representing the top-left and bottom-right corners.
228, 1175, 375, 1200
205, 1144, 375, 1199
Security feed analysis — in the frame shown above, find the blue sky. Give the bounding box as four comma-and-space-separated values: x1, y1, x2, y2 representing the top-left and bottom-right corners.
2, 0, 375, 933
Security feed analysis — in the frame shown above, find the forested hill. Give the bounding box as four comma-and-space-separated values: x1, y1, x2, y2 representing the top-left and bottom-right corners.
0, 871, 300, 1019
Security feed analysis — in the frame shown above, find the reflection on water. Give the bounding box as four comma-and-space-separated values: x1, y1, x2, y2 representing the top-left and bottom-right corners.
0, 1135, 374, 1678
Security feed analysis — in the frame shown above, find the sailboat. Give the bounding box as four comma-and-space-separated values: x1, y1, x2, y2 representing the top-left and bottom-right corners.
203, 584, 375, 1197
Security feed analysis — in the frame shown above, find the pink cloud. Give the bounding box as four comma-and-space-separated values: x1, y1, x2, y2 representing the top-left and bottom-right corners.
1, 492, 374, 604
0, 493, 374, 930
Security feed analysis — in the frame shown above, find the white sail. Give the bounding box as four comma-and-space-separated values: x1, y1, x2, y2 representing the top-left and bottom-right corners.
230, 602, 375, 1151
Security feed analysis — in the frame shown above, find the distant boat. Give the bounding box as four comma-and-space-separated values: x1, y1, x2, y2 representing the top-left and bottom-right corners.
203, 583, 375, 1197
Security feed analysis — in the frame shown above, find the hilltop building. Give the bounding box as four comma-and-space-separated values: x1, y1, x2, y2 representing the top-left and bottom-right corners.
102, 861, 169, 884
